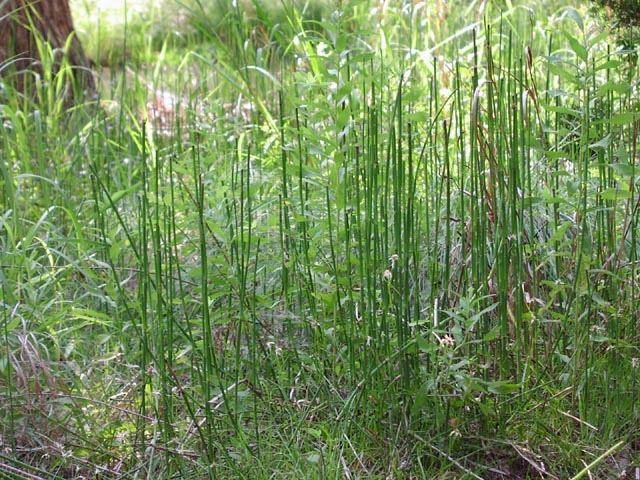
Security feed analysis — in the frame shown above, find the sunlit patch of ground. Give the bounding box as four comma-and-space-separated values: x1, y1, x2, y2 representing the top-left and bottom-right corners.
71, 0, 153, 26
70, 0, 199, 136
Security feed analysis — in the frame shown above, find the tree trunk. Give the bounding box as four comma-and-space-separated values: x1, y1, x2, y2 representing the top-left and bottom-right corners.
0, 0, 95, 97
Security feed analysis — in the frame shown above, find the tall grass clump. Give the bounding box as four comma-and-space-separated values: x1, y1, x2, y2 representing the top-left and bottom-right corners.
1, 0, 639, 478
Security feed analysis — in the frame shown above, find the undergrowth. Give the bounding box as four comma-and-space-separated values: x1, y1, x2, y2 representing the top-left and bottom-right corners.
1, 0, 639, 478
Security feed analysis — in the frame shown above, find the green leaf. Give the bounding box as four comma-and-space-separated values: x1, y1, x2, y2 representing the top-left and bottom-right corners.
609, 163, 636, 177
597, 79, 629, 95
4, 316, 20, 333
609, 113, 639, 125
483, 325, 500, 341
545, 150, 570, 160
618, 143, 629, 164
588, 28, 614, 47
564, 31, 587, 62
549, 221, 573, 243
411, 383, 431, 415
486, 380, 521, 395
564, 8, 584, 31
566, 180, 580, 196
594, 60, 624, 73
590, 333, 610, 343
416, 334, 438, 354
591, 291, 610, 307
522, 196, 543, 207
599, 188, 632, 200
544, 63, 581, 85
589, 134, 610, 150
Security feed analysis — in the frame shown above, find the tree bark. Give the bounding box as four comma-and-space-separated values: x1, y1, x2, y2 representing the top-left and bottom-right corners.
0, 0, 95, 97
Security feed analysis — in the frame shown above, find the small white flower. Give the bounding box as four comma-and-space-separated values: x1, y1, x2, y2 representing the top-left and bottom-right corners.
316, 42, 329, 57
439, 334, 455, 348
